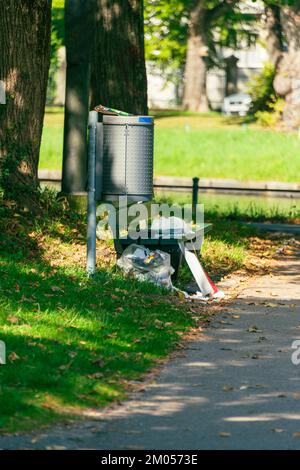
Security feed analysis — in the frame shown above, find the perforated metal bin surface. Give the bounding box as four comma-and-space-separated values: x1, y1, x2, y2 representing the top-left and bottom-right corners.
96, 115, 154, 202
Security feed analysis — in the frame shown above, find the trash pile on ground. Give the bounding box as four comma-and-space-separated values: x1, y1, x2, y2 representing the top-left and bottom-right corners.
117, 244, 174, 290
117, 215, 225, 302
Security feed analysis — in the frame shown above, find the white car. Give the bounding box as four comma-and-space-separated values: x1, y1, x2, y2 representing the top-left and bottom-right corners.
222, 93, 252, 117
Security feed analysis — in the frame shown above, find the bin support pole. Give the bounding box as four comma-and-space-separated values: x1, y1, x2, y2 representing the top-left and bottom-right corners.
87, 111, 98, 276
192, 177, 199, 224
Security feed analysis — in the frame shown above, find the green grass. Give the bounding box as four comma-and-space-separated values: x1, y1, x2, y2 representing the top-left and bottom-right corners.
154, 127, 300, 182
40, 109, 64, 170
0, 199, 196, 433
40, 110, 300, 183
155, 191, 300, 223
0, 186, 287, 433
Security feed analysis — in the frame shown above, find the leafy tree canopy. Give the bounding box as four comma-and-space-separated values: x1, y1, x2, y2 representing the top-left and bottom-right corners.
144, 0, 258, 81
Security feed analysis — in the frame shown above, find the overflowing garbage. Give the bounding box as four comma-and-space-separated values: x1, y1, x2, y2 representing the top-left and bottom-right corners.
117, 241, 224, 302
117, 244, 174, 290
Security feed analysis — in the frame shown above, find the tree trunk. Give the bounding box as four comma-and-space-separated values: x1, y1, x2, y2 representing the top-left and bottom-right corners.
0, 0, 52, 204
62, 0, 96, 195
264, 3, 283, 66
90, 0, 148, 115
273, 3, 300, 129
183, 1, 209, 113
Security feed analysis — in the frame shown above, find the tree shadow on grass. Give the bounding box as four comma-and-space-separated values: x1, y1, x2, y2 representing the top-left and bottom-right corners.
0, 251, 193, 433
0, 193, 288, 432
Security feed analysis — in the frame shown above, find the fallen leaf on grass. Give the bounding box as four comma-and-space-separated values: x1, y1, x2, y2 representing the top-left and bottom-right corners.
154, 319, 164, 329
59, 363, 71, 371
9, 352, 20, 362
105, 333, 117, 340
92, 358, 106, 368
7, 315, 19, 324
177, 291, 186, 300
68, 351, 77, 359
28, 341, 46, 350
18, 295, 36, 303
115, 307, 124, 314
51, 285, 64, 293
87, 372, 104, 379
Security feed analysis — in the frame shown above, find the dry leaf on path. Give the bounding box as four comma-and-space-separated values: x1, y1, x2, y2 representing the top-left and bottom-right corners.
219, 432, 231, 438
222, 385, 234, 392
247, 326, 261, 333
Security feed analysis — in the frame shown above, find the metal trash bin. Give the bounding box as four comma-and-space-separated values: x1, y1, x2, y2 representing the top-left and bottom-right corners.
95, 115, 154, 202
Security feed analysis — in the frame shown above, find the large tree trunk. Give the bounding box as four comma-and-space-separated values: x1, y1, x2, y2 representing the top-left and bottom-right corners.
183, 1, 209, 113
264, 3, 283, 66
0, 0, 52, 204
90, 0, 148, 115
273, 2, 300, 129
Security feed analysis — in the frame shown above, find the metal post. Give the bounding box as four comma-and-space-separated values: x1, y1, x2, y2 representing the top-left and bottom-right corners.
86, 111, 98, 276
192, 177, 199, 224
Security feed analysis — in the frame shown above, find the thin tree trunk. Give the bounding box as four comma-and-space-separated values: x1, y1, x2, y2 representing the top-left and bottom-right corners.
62, 0, 96, 195
264, 3, 283, 66
0, 0, 52, 204
183, 1, 209, 113
90, 0, 148, 115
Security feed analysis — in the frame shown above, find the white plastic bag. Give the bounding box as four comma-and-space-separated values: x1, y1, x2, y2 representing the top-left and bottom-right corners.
117, 244, 174, 289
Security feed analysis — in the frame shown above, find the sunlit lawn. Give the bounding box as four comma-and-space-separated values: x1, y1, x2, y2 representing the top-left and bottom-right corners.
0, 200, 194, 433
40, 109, 300, 183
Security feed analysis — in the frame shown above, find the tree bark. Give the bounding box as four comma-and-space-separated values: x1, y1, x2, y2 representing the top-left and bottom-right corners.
62, 0, 96, 195
0, 0, 52, 204
264, 3, 283, 66
90, 0, 148, 115
273, 2, 300, 129
183, 1, 209, 113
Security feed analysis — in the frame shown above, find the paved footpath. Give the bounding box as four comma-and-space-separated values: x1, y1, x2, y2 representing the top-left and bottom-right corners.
1, 248, 300, 450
